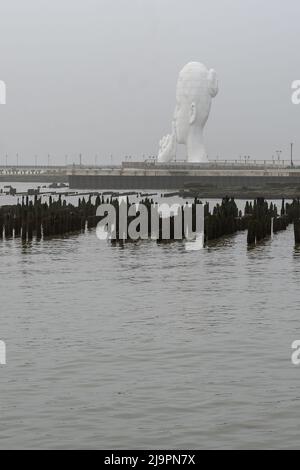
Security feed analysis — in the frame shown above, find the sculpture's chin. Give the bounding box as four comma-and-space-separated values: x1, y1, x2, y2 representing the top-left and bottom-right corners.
176, 135, 186, 145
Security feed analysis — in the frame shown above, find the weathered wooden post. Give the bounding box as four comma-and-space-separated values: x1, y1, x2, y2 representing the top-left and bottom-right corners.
294, 220, 300, 244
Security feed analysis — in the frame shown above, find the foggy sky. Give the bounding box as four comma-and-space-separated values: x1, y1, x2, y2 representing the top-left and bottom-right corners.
0, 0, 299, 165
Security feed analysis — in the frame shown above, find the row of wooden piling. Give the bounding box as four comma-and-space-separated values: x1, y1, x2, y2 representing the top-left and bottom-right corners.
288, 199, 300, 244
0, 194, 103, 241
1, 194, 300, 245
246, 198, 289, 245
0, 194, 245, 242
245, 198, 300, 245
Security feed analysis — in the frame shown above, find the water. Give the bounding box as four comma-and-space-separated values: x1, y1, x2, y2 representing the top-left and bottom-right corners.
0, 184, 300, 449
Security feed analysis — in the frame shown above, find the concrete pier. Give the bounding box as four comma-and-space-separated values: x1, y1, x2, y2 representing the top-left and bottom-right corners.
3, 161, 300, 197
68, 161, 300, 197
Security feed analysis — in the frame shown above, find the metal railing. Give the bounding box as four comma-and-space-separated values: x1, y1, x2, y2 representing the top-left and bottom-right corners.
0, 159, 300, 173
121, 159, 300, 170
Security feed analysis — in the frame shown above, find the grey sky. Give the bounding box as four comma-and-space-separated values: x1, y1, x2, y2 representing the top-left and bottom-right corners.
0, 0, 299, 165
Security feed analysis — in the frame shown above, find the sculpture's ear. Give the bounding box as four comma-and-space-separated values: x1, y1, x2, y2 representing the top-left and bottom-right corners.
208, 69, 218, 98
189, 102, 197, 124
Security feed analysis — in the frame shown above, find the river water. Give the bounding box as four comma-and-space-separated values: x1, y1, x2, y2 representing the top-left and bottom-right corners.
0, 183, 300, 449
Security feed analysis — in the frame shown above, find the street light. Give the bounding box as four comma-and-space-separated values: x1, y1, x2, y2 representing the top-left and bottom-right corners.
291, 142, 294, 167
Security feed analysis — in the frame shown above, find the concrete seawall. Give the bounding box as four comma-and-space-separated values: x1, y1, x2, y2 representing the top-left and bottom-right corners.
3, 163, 300, 197
68, 164, 300, 197
0, 175, 68, 183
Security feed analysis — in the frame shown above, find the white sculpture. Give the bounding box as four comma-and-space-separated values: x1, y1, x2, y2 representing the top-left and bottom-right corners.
158, 62, 218, 163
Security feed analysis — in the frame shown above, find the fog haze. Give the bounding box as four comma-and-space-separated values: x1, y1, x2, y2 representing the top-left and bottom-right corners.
0, 0, 299, 165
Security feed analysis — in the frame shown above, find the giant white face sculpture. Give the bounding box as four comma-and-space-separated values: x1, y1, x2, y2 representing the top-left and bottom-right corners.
158, 62, 218, 163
